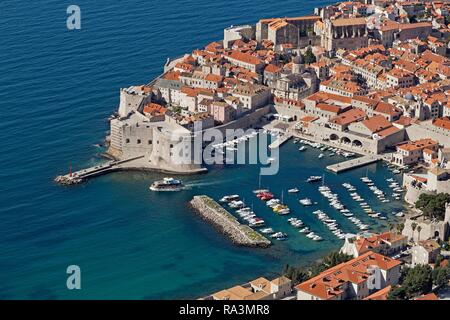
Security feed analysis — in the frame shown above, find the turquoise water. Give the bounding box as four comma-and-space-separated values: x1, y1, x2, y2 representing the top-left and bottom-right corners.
0, 0, 403, 299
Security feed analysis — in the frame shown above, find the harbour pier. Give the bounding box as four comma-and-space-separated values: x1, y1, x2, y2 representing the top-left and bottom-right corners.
54, 156, 145, 185
190, 195, 271, 248
269, 133, 293, 150
326, 155, 381, 173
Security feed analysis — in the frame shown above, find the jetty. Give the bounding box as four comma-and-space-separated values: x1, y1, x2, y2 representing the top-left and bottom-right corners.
189, 196, 271, 248
326, 155, 381, 173
269, 133, 293, 150
54, 156, 145, 185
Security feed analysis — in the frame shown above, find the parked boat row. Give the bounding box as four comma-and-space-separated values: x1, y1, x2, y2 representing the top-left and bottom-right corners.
322, 185, 370, 231
297, 139, 356, 158
312, 209, 345, 240
387, 178, 404, 199
343, 182, 385, 222
261, 191, 291, 215
220, 195, 267, 229
361, 176, 390, 204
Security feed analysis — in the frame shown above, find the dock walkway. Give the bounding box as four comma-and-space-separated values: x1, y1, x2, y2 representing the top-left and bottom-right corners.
269, 133, 293, 150
326, 155, 381, 173
54, 156, 144, 185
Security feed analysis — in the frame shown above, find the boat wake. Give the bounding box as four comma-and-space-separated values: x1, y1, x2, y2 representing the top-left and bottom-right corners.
185, 179, 235, 188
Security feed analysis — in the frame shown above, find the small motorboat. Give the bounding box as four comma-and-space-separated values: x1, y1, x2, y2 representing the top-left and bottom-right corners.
288, 188, 299, 193
299, 198, 313, 206
219, 195, 239, 203
307, 176, 323, 183
260, 228, 274, 234
271, 232, 288, 240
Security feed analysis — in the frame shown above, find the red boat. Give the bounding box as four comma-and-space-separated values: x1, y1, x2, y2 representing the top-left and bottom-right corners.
257, 192, 274, 201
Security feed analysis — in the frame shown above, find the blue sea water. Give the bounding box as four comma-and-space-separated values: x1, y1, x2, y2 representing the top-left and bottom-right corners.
0, 0, 404, 299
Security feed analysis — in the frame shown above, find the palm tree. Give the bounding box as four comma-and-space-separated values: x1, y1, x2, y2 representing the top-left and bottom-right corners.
396, 223, 404, 235
417, 226, 422, 242
411, 222, 417, 242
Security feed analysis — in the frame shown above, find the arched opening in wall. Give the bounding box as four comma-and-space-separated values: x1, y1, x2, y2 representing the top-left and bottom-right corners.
330, 134, 339, 141
341, 137, 351, 144
352, 140, 363, 148
434, 231, 440, 239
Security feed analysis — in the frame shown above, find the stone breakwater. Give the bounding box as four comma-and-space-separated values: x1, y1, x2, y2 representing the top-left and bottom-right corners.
189, 195, 271, 248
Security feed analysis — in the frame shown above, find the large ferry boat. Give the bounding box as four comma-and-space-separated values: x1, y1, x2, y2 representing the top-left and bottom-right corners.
149, 177, 184, 192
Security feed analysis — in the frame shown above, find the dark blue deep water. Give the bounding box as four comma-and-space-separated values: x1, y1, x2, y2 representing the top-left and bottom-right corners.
0, 0, 404, 299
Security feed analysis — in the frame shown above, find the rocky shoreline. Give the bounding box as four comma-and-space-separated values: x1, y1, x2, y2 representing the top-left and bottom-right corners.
190, 195, 271, 248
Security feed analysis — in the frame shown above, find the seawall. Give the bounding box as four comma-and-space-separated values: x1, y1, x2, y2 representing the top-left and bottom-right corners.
189, 195, 271, 248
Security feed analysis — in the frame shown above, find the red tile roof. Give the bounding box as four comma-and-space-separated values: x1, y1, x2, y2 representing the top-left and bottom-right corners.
228, 51, 263, 66
362, 115, 393, 133
330, 108, 366, 126
295, 251, 401, 300
415, 293, 439, 300
433, 117, 450, 131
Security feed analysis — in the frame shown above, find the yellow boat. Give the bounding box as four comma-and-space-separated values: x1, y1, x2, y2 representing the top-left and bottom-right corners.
273, 204, 288, 212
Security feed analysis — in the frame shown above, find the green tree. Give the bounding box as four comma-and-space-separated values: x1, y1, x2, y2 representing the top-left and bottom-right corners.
303, 47, 316, 65
417, 226, 422, 242
396, 223, 404, 235
415, 193, 450, 220
433, 267, 449, 287
411, 222, 417, 240
402, 265, 433, 298
283, 251, 352, 284
387, 286, 407, 300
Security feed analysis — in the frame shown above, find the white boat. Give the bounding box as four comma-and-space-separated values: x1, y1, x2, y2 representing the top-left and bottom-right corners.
271, 232, 288, 240
260, 228, 274, 234
299, 227, 310, 234
288, 188, 299, 193
266, 199, 280, 206
299, 146, 307, 151
249, 220, 265, 228
253, 189, 270, 194
307, 176, 323, 183
219, 195, 239, 203
318, 154, 324, 159
149, 177, 184, 192
229, 200, 245, 209
306, 232, 316, 239
299, 198, 313, 206
278, 208, 291, 215
343, 212, 354, 217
